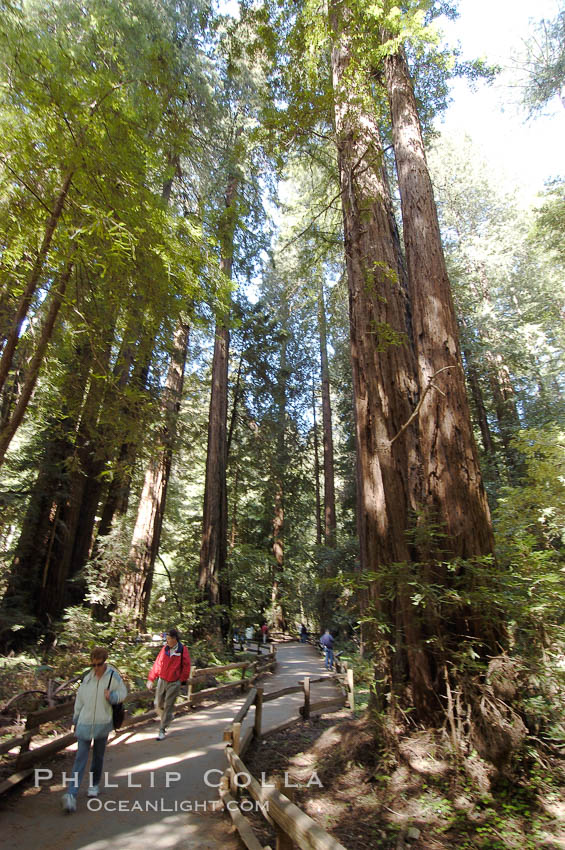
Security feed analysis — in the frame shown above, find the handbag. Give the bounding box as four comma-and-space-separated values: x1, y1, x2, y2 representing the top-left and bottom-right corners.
108, 669, 126, 729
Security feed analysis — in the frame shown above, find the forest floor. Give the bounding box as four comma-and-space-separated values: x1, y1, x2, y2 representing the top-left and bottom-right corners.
243, 705, 565, 850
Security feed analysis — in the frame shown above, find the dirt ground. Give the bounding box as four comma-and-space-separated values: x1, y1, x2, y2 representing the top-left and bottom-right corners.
242, 709, 565, 850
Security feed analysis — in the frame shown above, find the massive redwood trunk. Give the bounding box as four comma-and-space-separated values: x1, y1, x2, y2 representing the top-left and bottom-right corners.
383, 47, 504, 657
384, 48, 494, 559
330, 7, 436, 713
0, 342, 93, 646
198, 322, 229, 607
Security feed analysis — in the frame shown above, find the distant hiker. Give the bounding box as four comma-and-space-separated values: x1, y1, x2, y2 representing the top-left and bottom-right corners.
300, 623, 308, 643
146, 627, 191, 741
261, 623, 269, 645
62, 647, 127, 813
320, 629, 334, 670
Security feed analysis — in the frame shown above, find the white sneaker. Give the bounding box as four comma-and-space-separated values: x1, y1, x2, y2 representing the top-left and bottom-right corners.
62, 793, 76, 813
87, 785, 99, 797
156, 729, 166, 740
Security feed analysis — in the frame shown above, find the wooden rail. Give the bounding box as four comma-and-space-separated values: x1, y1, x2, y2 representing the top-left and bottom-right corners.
225, 747, 347, 850
0, 654, 274, 795
220, 649, 354, 849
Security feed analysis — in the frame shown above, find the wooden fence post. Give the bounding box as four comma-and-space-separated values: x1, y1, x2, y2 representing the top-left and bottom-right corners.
347, 668, 355, 710
187, 671, 193, 705
228, 765, 238, 797
19, 719, 36, 756
274, 779, 294, 849
254, 687, 263, 739
303, 677, 310, 720
232, 721, 241, 756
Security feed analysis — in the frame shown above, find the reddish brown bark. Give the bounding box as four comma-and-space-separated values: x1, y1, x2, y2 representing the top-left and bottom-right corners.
0, 343, 93, 645
330, 9, 435, 713
384, 49, 495, 558
122, 321, 189, 629
0, 170, 74, 397
198, 169, 239, 636
0, 259, 74, 466
383, 47, 502, 652
318, 280, 337, 546
198, 322, 229, 608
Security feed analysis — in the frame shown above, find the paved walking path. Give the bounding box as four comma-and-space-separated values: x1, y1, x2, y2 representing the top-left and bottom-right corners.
0, 642, 342, 850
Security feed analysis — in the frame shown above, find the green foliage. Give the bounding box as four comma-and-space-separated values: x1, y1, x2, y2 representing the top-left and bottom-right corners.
493, 424, 565, 652
513, 8, 565, 118
58, 607, 157, 687
534, 177, 565, 265
428, 132, 565, 488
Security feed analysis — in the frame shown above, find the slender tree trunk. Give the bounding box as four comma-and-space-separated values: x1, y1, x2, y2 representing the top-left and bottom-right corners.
0, 170, 74, 396
465, 353, 496, 456
198, 169, 239, 637
468, 267, 522, 476
318, 280, 337, 546
269, 290, 290, 634
312, 380, 322, 546
229, 463, 239, 550
271, 483, 286, 631
94, 346, 153, 542
122, 321, 190, 629
0, 343, 91, 646
317, 280, 340, 628
0, 259, 74, 466
487, 353, 522, 446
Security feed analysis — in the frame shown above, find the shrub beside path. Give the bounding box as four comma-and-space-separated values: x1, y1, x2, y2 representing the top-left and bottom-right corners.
0, 642, 343, 850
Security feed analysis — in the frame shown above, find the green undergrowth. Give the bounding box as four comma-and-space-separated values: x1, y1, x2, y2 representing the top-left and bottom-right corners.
0, 616, 247, 723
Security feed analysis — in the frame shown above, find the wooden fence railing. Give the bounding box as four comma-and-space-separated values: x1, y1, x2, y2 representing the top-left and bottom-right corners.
220, 661, 353, 850
0, 649, 277, 796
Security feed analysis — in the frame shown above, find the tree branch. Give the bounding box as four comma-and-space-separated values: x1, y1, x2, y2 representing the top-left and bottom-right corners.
389, 366, 455, 445
279, 189, 343, 251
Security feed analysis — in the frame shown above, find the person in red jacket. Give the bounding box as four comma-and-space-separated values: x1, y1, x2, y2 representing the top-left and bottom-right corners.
146, 628, 191, 740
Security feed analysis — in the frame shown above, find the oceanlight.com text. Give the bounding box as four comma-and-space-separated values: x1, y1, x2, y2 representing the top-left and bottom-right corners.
86, 798, 270, 814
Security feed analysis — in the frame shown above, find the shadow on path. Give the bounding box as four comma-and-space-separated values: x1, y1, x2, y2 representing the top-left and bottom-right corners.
0, 643, 342, 850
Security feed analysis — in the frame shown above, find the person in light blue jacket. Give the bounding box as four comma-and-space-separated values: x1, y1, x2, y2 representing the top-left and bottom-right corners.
62, 646, 127, 813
